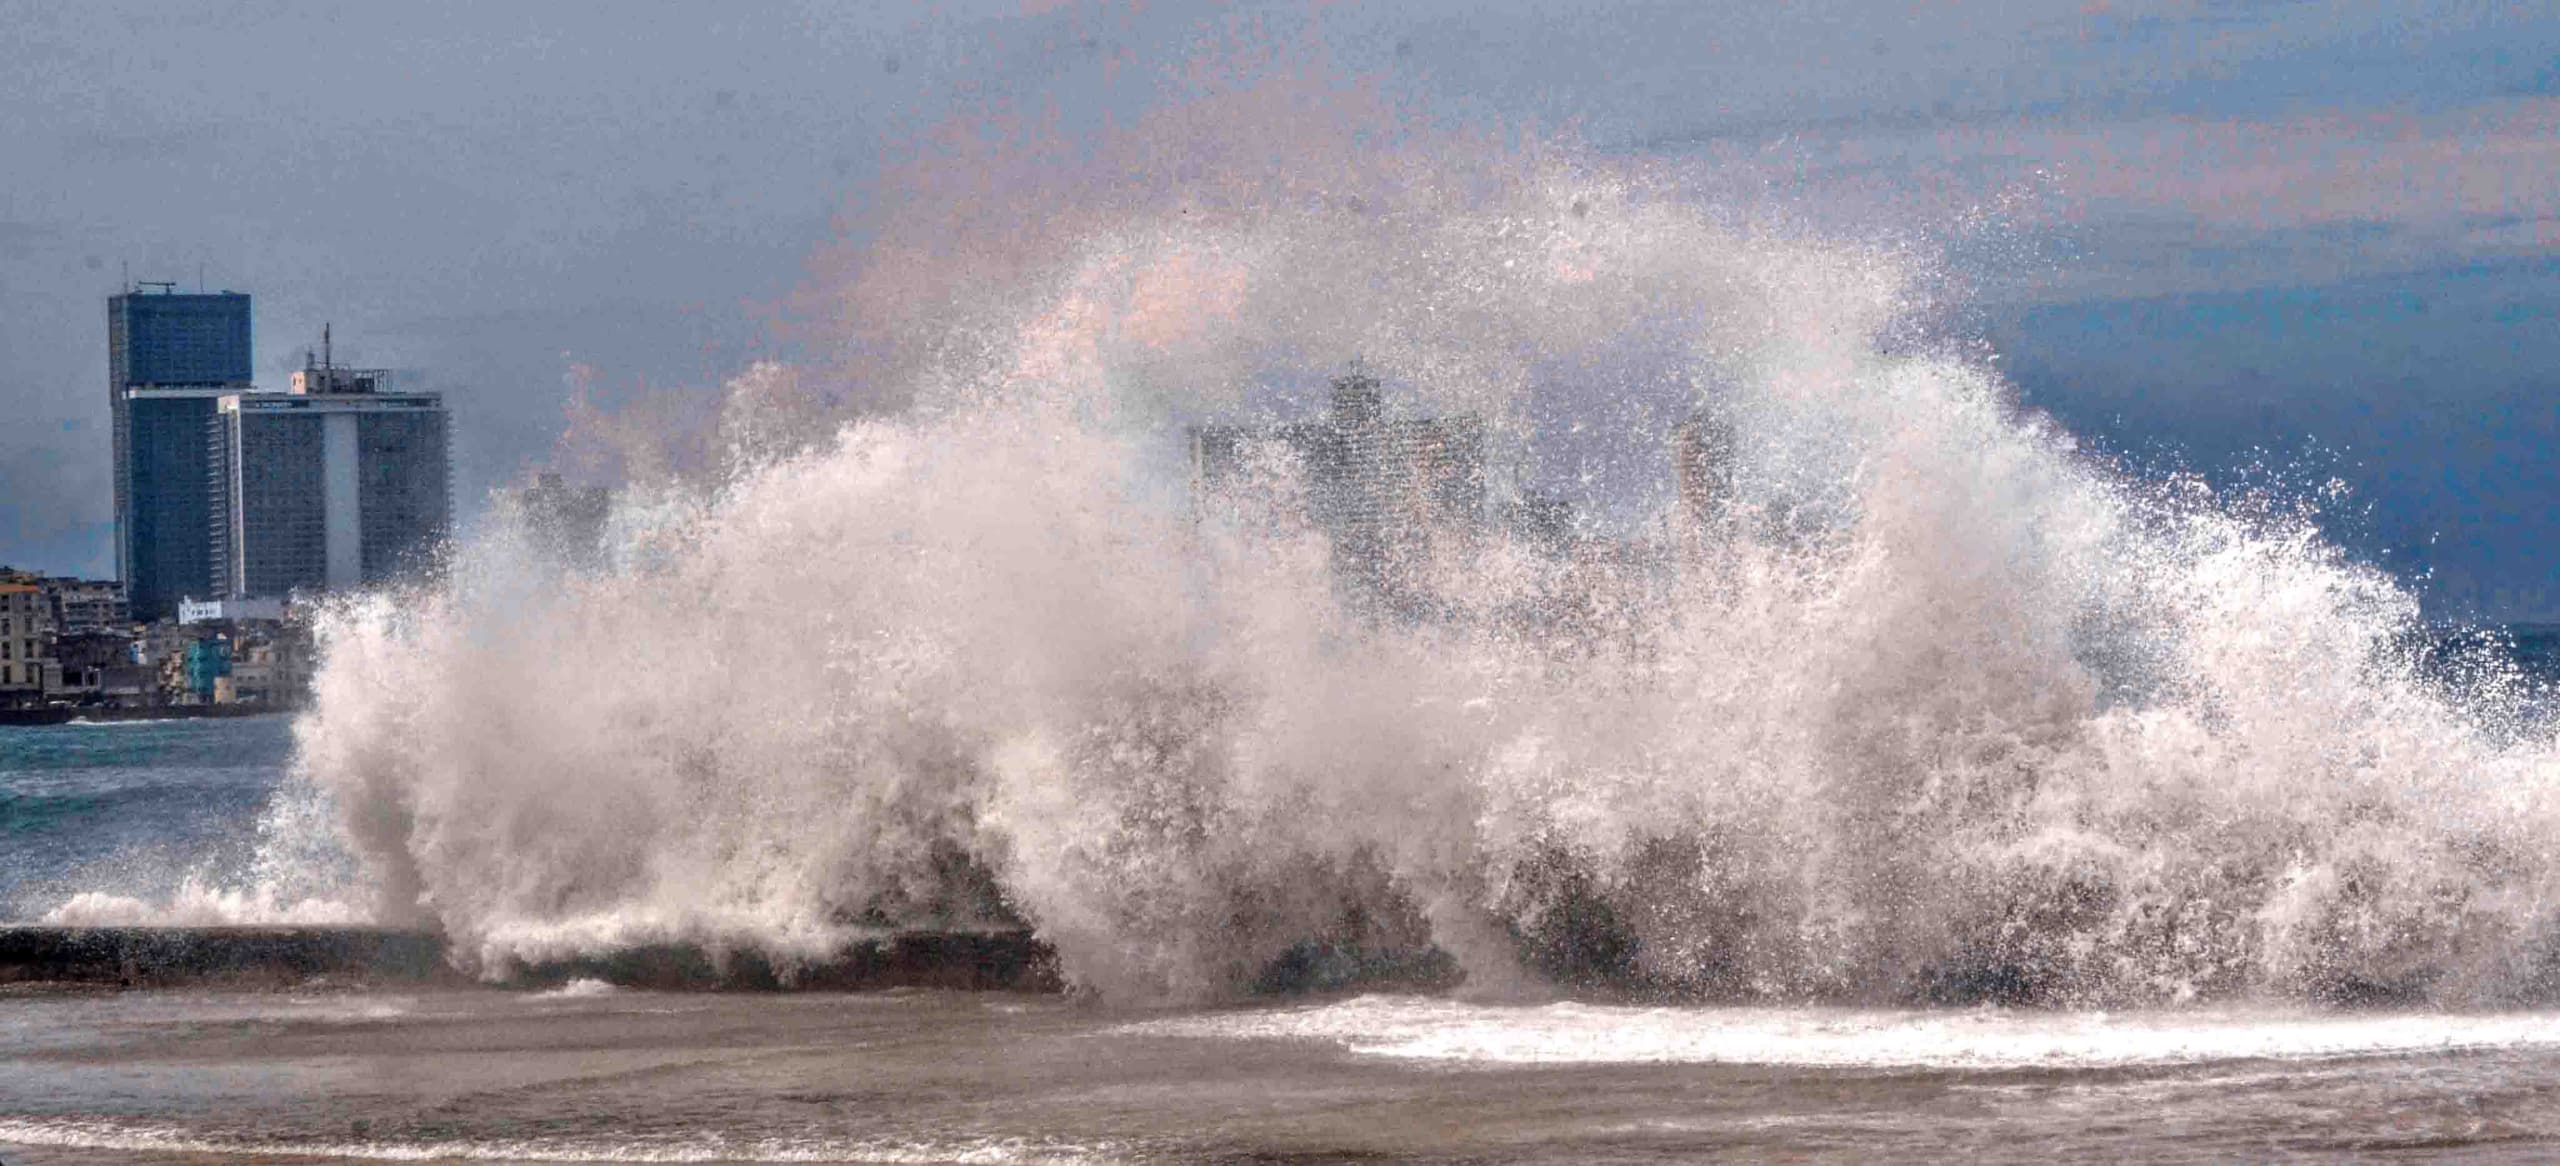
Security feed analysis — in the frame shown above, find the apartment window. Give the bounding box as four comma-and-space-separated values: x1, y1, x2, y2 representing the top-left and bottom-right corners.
2, 665, 11, 684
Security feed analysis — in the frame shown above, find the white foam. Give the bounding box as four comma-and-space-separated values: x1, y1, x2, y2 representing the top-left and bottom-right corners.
0, 1118, 1117, 1164
39, 884, 366, 928
532, 977, 621, 999
1124, 996, 2560, 1070
178, 112, 2560, 1006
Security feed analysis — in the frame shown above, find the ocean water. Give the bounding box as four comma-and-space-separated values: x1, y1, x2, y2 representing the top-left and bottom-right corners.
0, 717, 293, 924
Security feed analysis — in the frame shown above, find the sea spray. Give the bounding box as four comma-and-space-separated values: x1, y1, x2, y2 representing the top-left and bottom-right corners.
101, 130, 2560, 1006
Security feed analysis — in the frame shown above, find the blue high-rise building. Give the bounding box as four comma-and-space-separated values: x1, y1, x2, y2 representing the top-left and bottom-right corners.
110, 288, 252, 386
109, 286, 252, 620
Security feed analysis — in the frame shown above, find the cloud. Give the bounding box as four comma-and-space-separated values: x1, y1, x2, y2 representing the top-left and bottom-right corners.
1632, 94, 2560, 304
2024, 97, 2560, 229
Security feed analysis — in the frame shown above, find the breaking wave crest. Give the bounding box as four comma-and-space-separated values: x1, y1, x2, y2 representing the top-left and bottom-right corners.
198, 125, 2560, 1006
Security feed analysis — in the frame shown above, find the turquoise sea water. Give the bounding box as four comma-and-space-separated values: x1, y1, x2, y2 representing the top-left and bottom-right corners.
0, 715, 292, 922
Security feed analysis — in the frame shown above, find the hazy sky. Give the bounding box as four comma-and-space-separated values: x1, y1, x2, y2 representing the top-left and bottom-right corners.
2, 1, 2554, 617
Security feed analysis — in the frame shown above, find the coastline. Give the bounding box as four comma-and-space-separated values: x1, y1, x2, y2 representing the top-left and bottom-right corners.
0, 703, 298, 727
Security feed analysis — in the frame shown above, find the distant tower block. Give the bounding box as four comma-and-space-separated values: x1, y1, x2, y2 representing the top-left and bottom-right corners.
1189, 366, 1485, 608
210, 331, 452, 598
108, 285, 253, 619
1673, 410, 1736, 526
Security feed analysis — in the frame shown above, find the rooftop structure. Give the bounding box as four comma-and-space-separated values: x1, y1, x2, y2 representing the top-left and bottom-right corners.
288, 324, 393, 396
177, 596, 287, 625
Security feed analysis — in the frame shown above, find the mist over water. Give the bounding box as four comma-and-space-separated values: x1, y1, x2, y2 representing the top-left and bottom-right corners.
84, 113, 2560, 1009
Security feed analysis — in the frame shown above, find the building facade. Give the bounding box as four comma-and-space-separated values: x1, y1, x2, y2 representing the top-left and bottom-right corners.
46, 629, 128, 704
212, 356, 451, 597
110, 287, 252, 620
38, 576, 126, 632
0, 577, 52, 706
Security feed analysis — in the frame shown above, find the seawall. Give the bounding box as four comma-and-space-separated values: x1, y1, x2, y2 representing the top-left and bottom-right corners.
0, 926, 1060, 992
0, 704, 296, 727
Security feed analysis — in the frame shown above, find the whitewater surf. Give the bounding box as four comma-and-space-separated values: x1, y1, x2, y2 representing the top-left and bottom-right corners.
211, 132, 2560, 1008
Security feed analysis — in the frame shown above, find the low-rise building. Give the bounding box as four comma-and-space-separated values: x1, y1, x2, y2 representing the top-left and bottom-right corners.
177, 636, 232, 705
96, 661, 157, 707
47, 628, 133, 705
39, 577, 127, 632
0, 574, 51, 707
213, 633, 298, 705
143, 600, 311, 706
132, 620, 205, 704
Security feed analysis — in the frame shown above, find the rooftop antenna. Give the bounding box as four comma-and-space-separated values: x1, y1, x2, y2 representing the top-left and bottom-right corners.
323, 323, 332, 373
121, 260, 129, 294
196, 262, 204, 292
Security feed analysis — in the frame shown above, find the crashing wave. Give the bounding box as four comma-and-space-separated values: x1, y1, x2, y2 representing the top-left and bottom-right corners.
128, 116, 2559, 1007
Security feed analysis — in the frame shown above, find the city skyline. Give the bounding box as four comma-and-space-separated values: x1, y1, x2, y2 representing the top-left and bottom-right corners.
99, 283, 451, 620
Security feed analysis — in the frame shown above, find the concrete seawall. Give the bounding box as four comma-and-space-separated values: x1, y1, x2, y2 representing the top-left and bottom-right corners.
0, 704, 296, 727
0, 926, 1060, 992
